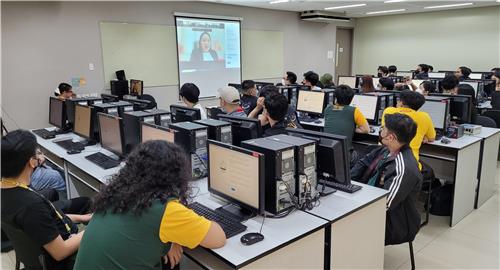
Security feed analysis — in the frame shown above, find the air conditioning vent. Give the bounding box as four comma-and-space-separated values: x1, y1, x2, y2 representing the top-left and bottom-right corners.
300, 10, 351, 22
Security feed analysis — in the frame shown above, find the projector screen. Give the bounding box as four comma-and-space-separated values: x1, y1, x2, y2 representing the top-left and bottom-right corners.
175, 16, 242, 98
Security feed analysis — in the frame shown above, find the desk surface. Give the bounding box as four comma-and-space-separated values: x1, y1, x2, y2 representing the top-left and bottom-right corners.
471, 127, 500, 139
192, 193, 328, 268
306, 182, 388, 222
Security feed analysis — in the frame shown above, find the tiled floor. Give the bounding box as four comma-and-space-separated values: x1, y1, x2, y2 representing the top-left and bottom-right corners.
2, 163, 499, 270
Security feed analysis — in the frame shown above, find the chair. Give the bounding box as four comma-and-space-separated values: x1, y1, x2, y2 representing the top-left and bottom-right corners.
139, 94, 157, 109
482, 110, 500, 128
1, 221, 47, 270
474, 115, 497, 128
491, 92, 500, 110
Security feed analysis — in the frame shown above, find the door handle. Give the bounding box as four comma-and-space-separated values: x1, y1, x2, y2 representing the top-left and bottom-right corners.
336, 43, 340, 68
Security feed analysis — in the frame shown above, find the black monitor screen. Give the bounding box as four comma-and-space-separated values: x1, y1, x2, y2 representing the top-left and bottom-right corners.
217, 114, 262, 147
49, 97, 66, 129
170, 105, 201, 123
449, 95, 472, 123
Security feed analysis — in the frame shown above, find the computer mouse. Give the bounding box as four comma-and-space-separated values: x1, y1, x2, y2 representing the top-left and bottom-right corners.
441, 138, 451, 144
240, 232, 264, 246
67, 149, 82, 155
369, 127, 376, 133
314, 120, 322, 124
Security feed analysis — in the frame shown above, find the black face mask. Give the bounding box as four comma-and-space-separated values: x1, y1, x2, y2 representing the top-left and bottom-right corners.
378, 129, 389, 145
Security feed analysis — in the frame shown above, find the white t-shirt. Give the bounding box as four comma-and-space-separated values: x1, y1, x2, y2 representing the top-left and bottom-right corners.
312, 86, 322, 91
194, 103, 207, 120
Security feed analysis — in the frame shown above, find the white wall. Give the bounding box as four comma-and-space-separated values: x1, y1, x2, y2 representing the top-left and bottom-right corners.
1, 1, 354, 130
352, 6, 500, 75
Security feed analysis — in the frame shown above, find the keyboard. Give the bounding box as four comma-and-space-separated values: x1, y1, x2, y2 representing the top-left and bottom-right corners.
319, 179, 362, 193
85, 152, 121, 169
55, 139, 85, 151
300, 117, 319, 123
189, 202, 247, 239
32, 129, 56, 139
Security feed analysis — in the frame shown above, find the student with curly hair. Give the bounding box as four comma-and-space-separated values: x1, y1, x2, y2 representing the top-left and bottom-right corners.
74, 141, 226, 270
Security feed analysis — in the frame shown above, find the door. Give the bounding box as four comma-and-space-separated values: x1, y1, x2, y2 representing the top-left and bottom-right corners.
335, 28, 353, 84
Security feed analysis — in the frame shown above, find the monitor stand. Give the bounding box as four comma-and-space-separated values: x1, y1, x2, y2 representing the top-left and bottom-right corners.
317, 178, 337, 196
80, 139, 97, 146
216, 203, 255, 222
54, 126, 71, 135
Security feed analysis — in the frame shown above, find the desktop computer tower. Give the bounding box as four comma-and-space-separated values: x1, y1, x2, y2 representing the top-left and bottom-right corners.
195, 119, 232, 144
169, 122, 208, 179
264, 135, 318, 205
110, 80, 129, 98
206, 106, 224, 120
145, 109, 171, 127
109, 101, 134, 117
123, 111, 156, 153
241, 138, 296, 215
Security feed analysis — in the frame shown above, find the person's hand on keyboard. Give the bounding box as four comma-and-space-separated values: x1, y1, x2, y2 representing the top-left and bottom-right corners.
164, 243, 183, 269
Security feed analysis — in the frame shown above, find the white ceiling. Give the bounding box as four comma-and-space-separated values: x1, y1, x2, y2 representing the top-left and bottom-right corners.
203, 0, 500, 18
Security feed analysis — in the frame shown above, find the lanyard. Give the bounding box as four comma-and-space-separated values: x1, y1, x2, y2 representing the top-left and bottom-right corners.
1, 179, 72, 234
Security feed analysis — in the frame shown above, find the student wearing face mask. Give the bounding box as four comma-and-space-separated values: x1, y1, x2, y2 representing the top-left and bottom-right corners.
351, 113, 422, 245
240, 80, 258, 115
2, 130, 92, 270
217, 86, 246, 117
454, 66, 471, 81
377, 66, 389, 78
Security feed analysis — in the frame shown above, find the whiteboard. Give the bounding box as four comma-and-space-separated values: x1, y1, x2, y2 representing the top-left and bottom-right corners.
100, 22, 284, 96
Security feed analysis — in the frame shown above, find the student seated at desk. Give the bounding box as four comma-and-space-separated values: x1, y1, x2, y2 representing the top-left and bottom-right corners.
428, 65, 434, 72
382, 90, 436, 170
240, 80, 258, 115
378, 77, 395, 90
455, 66, 471, 81
441, 75, 459, 94
351, 113, 422, 245
458, 84, 478, 123
282, 71, 298, 86
248, 85, 301, 129
377, 66, 389, 78
324, 85, 370, 149
262, 92, 289, 137
73, 141, 226, 270
179, 83, 207, 119
388, 65, 397, 77
360, 75, 376, 93
414, 64, 429, 79
320, 73, 335, 89
54, 82, 74, 100
418, 81, 437, 96
302, 71, 321, 90
217, 86, 246, 117
492, 68, 500, 91
2, 130, 92, 270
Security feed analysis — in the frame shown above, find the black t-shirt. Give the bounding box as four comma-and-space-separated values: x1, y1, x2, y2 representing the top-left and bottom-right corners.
263, 120, 287, 137
240, 94, 258, 115
1, 187, 74, 245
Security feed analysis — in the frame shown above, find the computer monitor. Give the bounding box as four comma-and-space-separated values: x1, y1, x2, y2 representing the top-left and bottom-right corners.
140, 122, 176, 143
428, 72, 446, 79
372, 77, 380, 89
74, 104, 93, 139
129, 79, 143, 96
110, 80, 129, 98
338, 76, 356, 88
116, 70, 126, 81
398, 71, 413, 78
228, 83, 242, 91
49, 97, 67, 129
101, 94, 120, 103
254, 82, 274, 90
448, 94, 473, 124
419, 96, 450, 130
469, 73, 483, 80
296, 90, 326, 115
460, 81, 479, 97
286, 128, 351, 186
122, 97, 152, 111
97, 113, 125, 157
170, 105, 201, 123
217, 114, 262, 147
350, 94, 378, 121
207, 140, 265, 217
65, 97, 102, 127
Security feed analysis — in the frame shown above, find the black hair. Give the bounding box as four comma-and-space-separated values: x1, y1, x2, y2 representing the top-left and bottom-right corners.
303, 71, 319, 86
198, 32, 211, 48
335, 85, 354, 106
418, 64, 429, 73
1, 130, 37, 178
286, 71, 297, 84
384, 113, 417, 146
58, 83, 72, 94
179, 83, 200, 103
420, 81, 436, 94
458, 84, 477, 105
378, 66, 389, 75
264, 92, 288, 122
428, 65, 434, 72
399, 90, 425, 110
388, 65, 397, 73
241, 80, 255, 93
459, 66, 471, 78
441, 75, 459, 91
92, 141, 191, 216
259, 85, 279, 98
379, 77, 395, 90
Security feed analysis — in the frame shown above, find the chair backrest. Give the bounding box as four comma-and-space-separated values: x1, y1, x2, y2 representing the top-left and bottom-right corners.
474, 115, 497, 128
482, 110, 500, 128
492, 92, 500, 110
139, 94, 157, 109
1, 221, 46, 270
